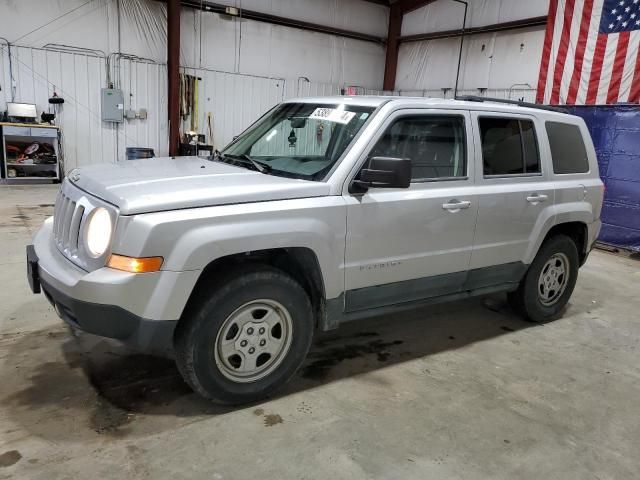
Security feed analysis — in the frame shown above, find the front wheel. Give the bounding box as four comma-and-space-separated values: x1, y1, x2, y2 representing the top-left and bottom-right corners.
508, 234, 579, 322
175, 266, 314, 404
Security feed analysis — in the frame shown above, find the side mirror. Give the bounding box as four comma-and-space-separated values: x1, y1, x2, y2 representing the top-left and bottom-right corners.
350, 156, 411, 193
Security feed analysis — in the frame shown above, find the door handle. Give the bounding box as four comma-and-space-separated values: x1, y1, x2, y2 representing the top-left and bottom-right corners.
442, 200, 471, 211
526, 194, 548, 204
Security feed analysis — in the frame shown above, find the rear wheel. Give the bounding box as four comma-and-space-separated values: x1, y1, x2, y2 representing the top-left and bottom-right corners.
508, 234, 579, 322
175, 266, 314, 404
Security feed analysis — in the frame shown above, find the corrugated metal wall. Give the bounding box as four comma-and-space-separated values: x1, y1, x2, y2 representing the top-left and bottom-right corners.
0, 43, 537, 174
179, 66, 285, 149
393, 88, 537, 102
1, 45, 361, 170
0, 45, 169, 170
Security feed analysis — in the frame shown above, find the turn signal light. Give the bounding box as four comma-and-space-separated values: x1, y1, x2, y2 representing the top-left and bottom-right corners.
107, 254, 163, 273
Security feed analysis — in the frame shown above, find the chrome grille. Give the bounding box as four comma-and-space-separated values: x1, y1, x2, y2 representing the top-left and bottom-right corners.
52, 179, 117, 271
53, 191, 85, 256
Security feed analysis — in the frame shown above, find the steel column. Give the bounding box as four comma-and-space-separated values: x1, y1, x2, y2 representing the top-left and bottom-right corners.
167, 0, 180, 157
383, 4, 403, 91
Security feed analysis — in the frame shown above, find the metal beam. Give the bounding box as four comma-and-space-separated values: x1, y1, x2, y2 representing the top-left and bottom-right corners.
360, 0, 390, 6
395, 0, 438, 14
167, 0, 180, 156
400, 15, 549, 43
383, 4, 403, 90
382, 0, 437, 90
176, 0, 385, 44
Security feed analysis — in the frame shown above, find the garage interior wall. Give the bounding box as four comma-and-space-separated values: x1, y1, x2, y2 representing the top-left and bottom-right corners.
0, 0, 387, 169
396, 0, 550, 101
0, 0, 556, 170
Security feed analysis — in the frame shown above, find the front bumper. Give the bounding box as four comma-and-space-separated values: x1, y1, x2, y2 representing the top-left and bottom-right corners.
40, 275, 177, 354
29, 218, 201, 354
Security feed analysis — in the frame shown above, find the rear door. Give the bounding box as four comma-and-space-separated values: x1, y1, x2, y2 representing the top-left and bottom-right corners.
467, 112, 555, 288
343, 109, 478, 312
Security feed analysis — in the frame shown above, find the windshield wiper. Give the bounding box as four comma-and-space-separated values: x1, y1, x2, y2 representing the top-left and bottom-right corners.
214, 151, 271, 174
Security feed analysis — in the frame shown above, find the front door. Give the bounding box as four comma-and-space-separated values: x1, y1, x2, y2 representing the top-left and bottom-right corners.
343, 109, 478, 312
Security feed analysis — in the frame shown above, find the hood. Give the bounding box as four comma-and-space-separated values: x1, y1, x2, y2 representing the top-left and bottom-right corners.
69, 156, 331, 215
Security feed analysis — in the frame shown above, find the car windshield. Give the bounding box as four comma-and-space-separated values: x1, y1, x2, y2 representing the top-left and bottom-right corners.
221, 102, 375, 181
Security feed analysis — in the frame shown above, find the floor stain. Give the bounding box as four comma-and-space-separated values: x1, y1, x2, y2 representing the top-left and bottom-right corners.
253, 408, 264, 416
263, 414, 283, 427
301, 339, 404, 381
376, 351, 391, 362
86, 353, 192, 413
0, 450, 22, 468
90, 398, 133, 436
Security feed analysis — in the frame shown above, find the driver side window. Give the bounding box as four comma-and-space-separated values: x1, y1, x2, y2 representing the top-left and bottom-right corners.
370, 115, 467, 181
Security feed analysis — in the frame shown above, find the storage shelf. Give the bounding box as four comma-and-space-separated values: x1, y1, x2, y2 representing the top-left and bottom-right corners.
6, 163, 57, 167
2, 123, 61, 183
4, 176, 58, 180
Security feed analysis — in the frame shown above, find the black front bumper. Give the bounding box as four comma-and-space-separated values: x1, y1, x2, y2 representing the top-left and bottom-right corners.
28, 245, 177, 355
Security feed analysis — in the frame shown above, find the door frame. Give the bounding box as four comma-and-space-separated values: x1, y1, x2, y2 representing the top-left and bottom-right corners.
340, 107, 479, 312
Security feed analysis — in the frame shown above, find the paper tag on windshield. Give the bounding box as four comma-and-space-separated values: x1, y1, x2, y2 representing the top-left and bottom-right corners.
309, 108, 356, 124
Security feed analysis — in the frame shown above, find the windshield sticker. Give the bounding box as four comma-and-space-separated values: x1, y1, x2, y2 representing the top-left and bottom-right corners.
309, 108, 356, 125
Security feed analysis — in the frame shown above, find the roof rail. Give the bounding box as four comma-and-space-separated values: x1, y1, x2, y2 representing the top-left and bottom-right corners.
455, 95, 568, 113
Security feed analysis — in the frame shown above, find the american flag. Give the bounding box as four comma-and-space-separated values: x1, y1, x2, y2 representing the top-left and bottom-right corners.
537, 0, 640, 105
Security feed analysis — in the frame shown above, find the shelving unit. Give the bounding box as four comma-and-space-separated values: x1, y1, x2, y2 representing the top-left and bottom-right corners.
1, 123, 61, 183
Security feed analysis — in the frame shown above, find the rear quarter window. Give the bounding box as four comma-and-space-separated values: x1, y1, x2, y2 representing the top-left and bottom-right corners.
545, 122, 590, 174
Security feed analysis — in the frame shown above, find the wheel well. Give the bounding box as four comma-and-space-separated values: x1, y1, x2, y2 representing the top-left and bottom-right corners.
183, 248, 326, 328
543, 222, 588, 265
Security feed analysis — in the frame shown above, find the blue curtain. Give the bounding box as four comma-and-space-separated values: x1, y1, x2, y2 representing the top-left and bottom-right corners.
568, 105, 640, 252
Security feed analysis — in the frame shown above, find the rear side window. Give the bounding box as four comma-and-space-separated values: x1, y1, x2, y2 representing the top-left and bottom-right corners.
546, 122, 589, 174
479, 118, 540, 176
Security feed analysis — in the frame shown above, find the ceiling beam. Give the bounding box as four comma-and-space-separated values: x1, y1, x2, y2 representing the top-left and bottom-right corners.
175, 0, 385, 44
395, 0, 438, 14
360, 0, 391, 6
399, 15, 548, 43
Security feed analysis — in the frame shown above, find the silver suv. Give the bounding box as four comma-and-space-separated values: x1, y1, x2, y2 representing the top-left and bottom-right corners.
27, 96, 603, 404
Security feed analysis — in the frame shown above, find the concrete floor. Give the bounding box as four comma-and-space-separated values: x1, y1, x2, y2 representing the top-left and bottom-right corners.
1, 185, 639, 479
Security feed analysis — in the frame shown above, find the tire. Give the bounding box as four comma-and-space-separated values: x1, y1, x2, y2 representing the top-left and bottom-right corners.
175, 265, 314, 404
508, 234, 579, 323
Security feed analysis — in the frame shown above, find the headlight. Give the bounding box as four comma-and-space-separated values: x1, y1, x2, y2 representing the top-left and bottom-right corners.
85, 207, 113, 257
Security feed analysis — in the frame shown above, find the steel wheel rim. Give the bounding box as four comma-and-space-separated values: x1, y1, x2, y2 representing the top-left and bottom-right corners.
538, 252, 570, 306
214, 299, 293, 383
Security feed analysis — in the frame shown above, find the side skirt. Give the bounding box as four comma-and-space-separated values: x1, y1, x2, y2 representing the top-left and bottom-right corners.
321, 262, 528, 331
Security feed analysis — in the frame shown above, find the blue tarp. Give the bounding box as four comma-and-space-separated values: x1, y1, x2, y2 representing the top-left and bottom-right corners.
568, 106, 640, 252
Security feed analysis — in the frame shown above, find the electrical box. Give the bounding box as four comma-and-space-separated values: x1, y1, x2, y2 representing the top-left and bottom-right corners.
101, 88, 124, 123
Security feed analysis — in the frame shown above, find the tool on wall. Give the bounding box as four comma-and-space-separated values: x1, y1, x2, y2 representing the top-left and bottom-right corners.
179, 73, 201, 132
206, 112, 214, 146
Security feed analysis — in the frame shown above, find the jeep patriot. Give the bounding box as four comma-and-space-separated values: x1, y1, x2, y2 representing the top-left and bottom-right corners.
27, 96, 604, 404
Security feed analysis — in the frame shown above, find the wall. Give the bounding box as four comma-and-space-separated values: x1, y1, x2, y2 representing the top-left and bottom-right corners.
0, 0, 387, 169
396, 0, 549, 98
0, 0, 387, 87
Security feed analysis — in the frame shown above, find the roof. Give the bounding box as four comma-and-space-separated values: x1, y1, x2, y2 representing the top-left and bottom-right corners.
284, 96, 576, 119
